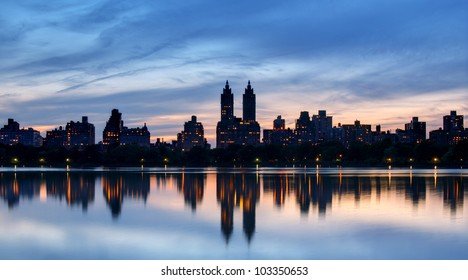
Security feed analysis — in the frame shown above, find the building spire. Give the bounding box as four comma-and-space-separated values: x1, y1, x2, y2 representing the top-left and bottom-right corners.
225, 80, 229, 89
246, 80, 252, 90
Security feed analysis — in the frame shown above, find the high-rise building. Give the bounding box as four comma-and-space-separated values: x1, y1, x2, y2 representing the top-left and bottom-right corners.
263, 115, 295, 145
45, 116, 95, 148
430, 110, 467, 145
45, 126, 67, 147
398, 117, 426, 144
243, 80, 256, 123
66, 116, 95, 147
273, 115, 285, 130
102, 109, 150, 148
341, 120, 372, 147
102, 109, 123, 148
120, 124, 150, 147
295, 111, 313, 144
312, 110, 332, 143
0, 118, 43, 147
221, 80, 234, 122
443, 111, 464, 131
216, 81, 261, 148
176, 116, 207, 151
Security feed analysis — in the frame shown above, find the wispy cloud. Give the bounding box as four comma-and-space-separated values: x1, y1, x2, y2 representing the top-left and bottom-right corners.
0, 0, 466, 145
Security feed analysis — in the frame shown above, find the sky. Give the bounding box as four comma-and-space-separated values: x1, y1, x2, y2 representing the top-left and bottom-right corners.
1, 0, 467, 145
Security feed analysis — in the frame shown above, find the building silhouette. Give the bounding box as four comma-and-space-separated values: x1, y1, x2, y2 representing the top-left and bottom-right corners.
263, 111, 333, 146
430, 111, 467, 145
45, 116, 95, 148
45, 126, 67, 147
66, 116, 95, 147
263, 115, 295, 145
176, 116, 207, 151
121, 124, 150, 147
102, 109, 123, 148
0, 118, 42, 147
243, 81, 256, 122
341, 120, 372, 147
216, 81, 260, 148
312, 110, 333, 143
102, 109, 150, 148
397, 117, 426, 144
295, 111, 313, 144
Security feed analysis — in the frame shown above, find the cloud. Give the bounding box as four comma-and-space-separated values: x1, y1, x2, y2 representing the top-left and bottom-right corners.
0, 0, 466, 145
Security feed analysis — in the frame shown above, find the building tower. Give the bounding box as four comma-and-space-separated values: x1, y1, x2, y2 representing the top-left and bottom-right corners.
103, 109, 123, 148
66, 116, 95, 147
177, 115, 206, 151
221, 80, 234, 122
243, 80, 256, 123
443, 111, 464, 131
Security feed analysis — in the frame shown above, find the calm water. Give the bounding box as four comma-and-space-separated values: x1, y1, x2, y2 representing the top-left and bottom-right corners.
1, 167, 467, 260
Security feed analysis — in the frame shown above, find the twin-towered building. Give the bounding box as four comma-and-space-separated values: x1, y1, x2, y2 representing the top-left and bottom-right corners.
216, 80, 261, 148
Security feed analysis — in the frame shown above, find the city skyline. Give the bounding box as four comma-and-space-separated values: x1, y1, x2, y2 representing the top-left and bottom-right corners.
1, 102, 466, 148
1, 0, 467, 145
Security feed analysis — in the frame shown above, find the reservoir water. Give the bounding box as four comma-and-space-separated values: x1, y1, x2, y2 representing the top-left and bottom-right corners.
1, 167, 467, 259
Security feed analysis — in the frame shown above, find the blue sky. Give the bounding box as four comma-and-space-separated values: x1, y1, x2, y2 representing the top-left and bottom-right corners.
1, 0, 467, 144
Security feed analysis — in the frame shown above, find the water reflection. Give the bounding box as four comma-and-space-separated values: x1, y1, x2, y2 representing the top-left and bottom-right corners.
442, 177, 464, 215
0, 173, 41, 208
0, 172, 95, 210
0, 169, 467, 240
102, 172, 150, 218
216, 173, 260, 243
46, 173, 95, 211
177, 173, 204, 212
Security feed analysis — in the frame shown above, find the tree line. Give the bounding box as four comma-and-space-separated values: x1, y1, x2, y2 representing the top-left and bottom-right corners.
0, 139, 467, 167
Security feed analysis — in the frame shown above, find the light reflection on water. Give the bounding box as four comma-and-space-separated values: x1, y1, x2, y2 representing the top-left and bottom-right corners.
0, 167, 467, 260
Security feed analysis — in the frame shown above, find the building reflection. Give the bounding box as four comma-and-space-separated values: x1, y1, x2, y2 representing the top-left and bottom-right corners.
0, 172, 95, 210
102, 172, 150, 218
264, 173, 334, 215
404, 177, 426, 207
263, 175, 288, 207
177, 173, 204, 212
46, 172, 95, 211
216, 174, 237, 242
216, 173, 260, 243
262, 173, 465, 216
440, 177, 465, 215
0, 170, 467, 232
0, 173, 41, 208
